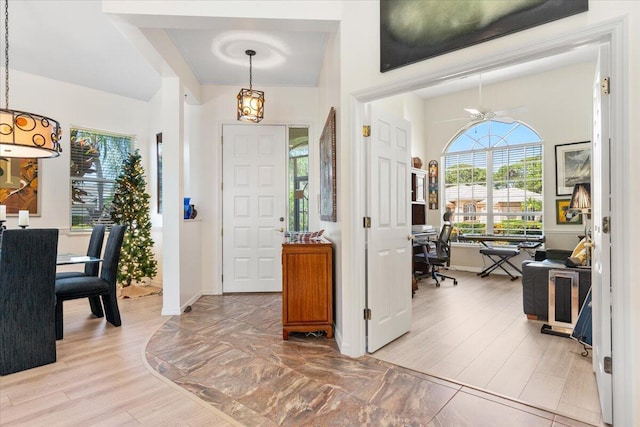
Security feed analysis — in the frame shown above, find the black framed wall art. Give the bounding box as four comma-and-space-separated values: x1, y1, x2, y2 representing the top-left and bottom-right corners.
555, 141, 591, 196
380, 0, 589, 72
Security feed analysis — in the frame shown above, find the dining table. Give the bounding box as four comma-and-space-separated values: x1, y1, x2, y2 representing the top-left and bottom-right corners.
56, 253, 102, 266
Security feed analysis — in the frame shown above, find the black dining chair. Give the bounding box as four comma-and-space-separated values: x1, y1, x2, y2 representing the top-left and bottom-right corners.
0, 229, 59, 375
56, 224, 106, 317
55, 225, 126, 340
56, 224, 106, 280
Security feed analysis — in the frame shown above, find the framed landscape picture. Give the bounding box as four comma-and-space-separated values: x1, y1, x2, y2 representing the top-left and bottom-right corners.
320, 107, 337, 222
0, 157, 40, 215
555, 141, 591, 196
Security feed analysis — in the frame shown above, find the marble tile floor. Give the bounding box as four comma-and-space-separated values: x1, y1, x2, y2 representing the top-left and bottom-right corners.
145, 294, 595, 426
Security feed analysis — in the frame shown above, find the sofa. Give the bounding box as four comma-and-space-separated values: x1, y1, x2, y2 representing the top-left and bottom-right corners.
521, 249, 591, 320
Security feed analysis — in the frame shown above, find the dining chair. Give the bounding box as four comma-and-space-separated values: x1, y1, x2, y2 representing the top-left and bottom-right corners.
55, 225, 126, 340
56, 224, 106, 317
56, 224, 106, 279
0, 229, 59, 375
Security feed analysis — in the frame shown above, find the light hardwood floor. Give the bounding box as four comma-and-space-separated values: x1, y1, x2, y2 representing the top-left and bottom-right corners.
0, 296, 240, 426
370, 270, 605, 426
1, 273, 604, 426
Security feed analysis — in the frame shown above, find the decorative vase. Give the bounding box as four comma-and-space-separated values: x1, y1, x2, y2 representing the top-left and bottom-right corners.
190, 205, 197, 219
184, 197, 192, 219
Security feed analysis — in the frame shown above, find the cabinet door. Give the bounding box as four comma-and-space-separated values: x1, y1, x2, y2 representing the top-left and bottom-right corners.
284, 250, 331, 324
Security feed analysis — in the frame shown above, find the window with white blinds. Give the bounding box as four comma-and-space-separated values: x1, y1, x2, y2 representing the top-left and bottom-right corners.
70, 128, 133, 231
443, 120, 543, 239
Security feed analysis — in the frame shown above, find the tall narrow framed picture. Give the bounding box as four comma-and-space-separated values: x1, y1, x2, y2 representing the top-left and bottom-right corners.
320, 107, 337, 222
156, 132, 163, 214
555, 141, 591, 196
0, 157, 40, 215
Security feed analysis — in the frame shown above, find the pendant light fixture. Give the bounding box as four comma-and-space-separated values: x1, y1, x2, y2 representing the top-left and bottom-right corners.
0, 0, 61, 158
236, 49, 264, 123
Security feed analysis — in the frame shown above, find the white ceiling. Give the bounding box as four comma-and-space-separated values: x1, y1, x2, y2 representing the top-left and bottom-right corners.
8, 1, 596, 104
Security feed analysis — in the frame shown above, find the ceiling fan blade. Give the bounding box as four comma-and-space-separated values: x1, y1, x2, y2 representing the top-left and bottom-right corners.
492, 116, 517, 124
494, 106, 528, 116
464, 108, 481, 115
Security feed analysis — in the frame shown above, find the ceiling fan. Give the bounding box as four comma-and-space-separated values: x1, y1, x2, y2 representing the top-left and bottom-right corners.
442, 74, 527, 124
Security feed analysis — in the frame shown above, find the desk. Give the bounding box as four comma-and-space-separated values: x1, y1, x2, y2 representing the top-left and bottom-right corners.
459, 234, 545, 280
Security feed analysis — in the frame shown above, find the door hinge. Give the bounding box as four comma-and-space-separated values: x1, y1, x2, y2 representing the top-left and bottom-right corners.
364, 308, 372, 320
601, 77, 610, 95
221, 228, 223, 237
362, 125, 371, 137
221, 274, 224, 283
604, 356, 612, 374
363, 217, 372, 228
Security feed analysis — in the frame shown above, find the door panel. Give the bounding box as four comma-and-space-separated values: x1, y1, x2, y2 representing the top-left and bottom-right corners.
591, 44, 613, 424
222, 125, 287, 293
367, 106, 412, 353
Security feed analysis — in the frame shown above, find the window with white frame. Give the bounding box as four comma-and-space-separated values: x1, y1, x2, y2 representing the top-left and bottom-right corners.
70, 128, 133, 230
443, 120, 543, 240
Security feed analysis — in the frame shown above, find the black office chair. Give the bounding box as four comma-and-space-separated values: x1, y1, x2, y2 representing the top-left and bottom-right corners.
55, 225, 126, 340
418, 211, 458, 287
56, 224, 106, 316
0, 229, 59, 375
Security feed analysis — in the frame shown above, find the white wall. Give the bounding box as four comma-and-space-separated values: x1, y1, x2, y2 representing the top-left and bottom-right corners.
5, 69, 154, 268
315, 29, 342, 343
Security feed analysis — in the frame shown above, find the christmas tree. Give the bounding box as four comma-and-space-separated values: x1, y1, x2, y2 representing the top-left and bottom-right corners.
110, 149, 157, 287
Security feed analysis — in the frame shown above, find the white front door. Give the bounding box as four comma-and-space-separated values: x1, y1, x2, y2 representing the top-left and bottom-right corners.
591, 44, 613, 424
366, 106, 412, 353
222, 124, 287, 293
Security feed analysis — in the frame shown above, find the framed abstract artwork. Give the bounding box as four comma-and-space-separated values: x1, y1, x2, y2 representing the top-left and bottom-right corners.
555, 141, 591, 196
0, 157, 40, 215
320, 107, 337, 222
380, 0, 588, 72
556, 198, 582, 225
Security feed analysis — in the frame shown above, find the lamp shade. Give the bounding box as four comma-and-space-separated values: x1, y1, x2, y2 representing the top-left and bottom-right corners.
237, 88, 264, 123
569, 183, 591, 210
0, 108, 62, 158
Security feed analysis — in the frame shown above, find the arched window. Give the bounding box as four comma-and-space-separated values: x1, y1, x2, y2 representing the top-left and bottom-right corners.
443, 120, 543, 237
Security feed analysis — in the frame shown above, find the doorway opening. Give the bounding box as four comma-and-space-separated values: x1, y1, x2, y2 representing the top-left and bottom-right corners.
354, 29, 615, 424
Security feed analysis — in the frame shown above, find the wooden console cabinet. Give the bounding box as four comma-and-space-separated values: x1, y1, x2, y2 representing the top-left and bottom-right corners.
281, 238, 333, 340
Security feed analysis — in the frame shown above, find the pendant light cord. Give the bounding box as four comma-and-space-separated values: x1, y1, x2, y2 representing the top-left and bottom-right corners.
4, 0, 8, 110
248, 53, 253, 90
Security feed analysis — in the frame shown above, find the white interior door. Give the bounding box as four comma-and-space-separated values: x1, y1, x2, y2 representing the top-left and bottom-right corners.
591, 44, 613, 424
366, 106, 412, 353
222, 124, 287, 293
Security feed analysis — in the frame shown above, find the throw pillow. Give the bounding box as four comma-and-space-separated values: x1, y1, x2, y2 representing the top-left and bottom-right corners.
571, 238, 587, 265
